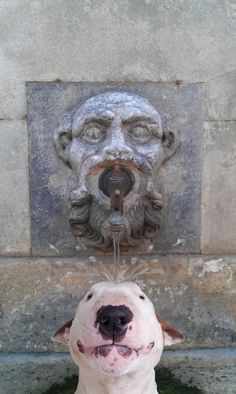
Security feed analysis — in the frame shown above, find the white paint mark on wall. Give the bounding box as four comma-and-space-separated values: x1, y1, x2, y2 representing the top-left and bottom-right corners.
188, 258, 233, 283
47, 243, 59, 254
173, 238, 185, 247
65, 272, 74, 278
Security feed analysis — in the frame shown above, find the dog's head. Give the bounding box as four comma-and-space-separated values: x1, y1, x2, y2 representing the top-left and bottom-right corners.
52, 282, 184, 376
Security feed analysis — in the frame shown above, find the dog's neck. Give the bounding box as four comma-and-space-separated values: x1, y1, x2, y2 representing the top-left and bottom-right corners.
76, 367, 158, 394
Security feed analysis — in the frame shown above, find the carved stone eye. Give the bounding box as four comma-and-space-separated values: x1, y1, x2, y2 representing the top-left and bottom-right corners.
128, 125, 151, 144
81, 126, 104, 144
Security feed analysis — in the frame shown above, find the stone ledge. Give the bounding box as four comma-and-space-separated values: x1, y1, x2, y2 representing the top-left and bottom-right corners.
0, 349, 235, 394
0, 255, 235, 352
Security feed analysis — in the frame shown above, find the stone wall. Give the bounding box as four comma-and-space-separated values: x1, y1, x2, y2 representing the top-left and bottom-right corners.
0, 1, 235, 393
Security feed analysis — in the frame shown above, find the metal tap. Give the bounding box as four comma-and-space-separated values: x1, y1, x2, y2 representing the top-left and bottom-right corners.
99, 164, 134, 232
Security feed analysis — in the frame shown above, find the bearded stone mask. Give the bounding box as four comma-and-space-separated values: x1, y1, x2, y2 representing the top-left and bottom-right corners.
53, 92, 178, 251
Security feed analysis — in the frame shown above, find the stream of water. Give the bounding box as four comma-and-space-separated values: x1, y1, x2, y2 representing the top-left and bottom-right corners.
112, 231, 120, 282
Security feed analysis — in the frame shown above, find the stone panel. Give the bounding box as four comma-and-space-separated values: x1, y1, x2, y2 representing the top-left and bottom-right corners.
0, 349, 235, 394
0, 256, 235, 353
205, 70, 236, 121
1, 0, 236, 119
0, 120, 30, 256
201, 122, 236, 253
27, 82, 203, 256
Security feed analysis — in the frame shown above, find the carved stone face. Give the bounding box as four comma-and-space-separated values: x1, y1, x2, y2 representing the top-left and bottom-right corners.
54, 92, 177, 250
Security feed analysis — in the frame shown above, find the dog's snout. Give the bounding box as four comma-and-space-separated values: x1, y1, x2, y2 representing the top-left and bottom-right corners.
96, 305, 133, 341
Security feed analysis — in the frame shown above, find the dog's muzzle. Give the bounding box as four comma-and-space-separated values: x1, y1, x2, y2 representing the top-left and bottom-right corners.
95, 305, 133, 341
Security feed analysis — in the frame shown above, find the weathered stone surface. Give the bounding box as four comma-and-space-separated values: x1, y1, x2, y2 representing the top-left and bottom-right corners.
205, 70, 236, 121
0, 349, 235, 394
27, 82, 203, 256
0, 353, 77, 394
201, 122, 236, 253
0, 256, 235, 352
0, 120, 30, 256
0, 79, 26, 120
1, 0, 236, 119
159, 348, 236, 394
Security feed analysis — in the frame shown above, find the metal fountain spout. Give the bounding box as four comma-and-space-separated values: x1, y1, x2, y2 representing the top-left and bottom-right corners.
99, 163, 134, 233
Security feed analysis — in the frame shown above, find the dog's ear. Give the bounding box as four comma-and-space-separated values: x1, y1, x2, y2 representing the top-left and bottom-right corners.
53, 113, 72, 167
51, 319, 73, 346
157, 315, 184, 346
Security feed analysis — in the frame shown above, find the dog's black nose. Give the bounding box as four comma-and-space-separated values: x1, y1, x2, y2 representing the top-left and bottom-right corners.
96, 305, 133, 341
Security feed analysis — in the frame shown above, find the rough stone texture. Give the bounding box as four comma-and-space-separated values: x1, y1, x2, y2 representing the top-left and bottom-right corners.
205, 70, 236, 121
0, 256, 235, 353
159, 348, 236, 394
0, 353, 77, 394
0, 0, 235, 119
0, 349, 235, 394
201, 122, 236, 253
0, 120, 30, 256
0, 79, 26, 120
27, 82, 203, 256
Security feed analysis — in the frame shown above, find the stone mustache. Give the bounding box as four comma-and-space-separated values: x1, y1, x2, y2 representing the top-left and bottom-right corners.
53, 92, 178, 251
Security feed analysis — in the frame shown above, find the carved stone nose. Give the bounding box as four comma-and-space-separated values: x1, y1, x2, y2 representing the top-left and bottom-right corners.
96, 305, 133, 341
103, 132, 133, 157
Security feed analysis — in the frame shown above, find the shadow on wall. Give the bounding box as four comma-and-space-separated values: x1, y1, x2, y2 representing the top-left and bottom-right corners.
43, 368, 203, 394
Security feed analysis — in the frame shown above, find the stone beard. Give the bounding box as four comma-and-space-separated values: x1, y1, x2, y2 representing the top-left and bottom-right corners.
53, 92, 177, 251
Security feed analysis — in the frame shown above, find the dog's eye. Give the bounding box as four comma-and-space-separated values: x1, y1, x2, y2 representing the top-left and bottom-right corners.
139, 295, 145, 300
86, 293, 93, 301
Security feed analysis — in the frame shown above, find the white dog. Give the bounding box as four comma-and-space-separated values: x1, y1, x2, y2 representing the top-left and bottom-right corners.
52, 281, 184, 394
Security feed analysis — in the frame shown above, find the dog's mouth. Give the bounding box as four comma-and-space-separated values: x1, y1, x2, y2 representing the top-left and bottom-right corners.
95, 344, 137, 358
77, 341, 155, 359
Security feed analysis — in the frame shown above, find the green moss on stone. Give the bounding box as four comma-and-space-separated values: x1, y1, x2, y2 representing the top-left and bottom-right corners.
156, 368, 202, 393
43, 375, 78, 394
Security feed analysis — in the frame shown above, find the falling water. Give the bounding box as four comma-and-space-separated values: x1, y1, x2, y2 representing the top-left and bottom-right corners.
112, 231, 121, 282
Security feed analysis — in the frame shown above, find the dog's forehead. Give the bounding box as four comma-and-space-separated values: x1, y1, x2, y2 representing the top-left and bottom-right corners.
89, 281, 142, 295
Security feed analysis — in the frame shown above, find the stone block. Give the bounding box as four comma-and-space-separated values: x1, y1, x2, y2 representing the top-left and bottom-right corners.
0, 79, 26, 120
0, 1, 236, 119
27, 82, 203, 256
205, 70, 236, 121
0, 120, 30, 256
159, 348, 236, 394
0, 353, 77, 394
0, 349, 235, 394
0, 256, 235, 353
201, 122, 236, 253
